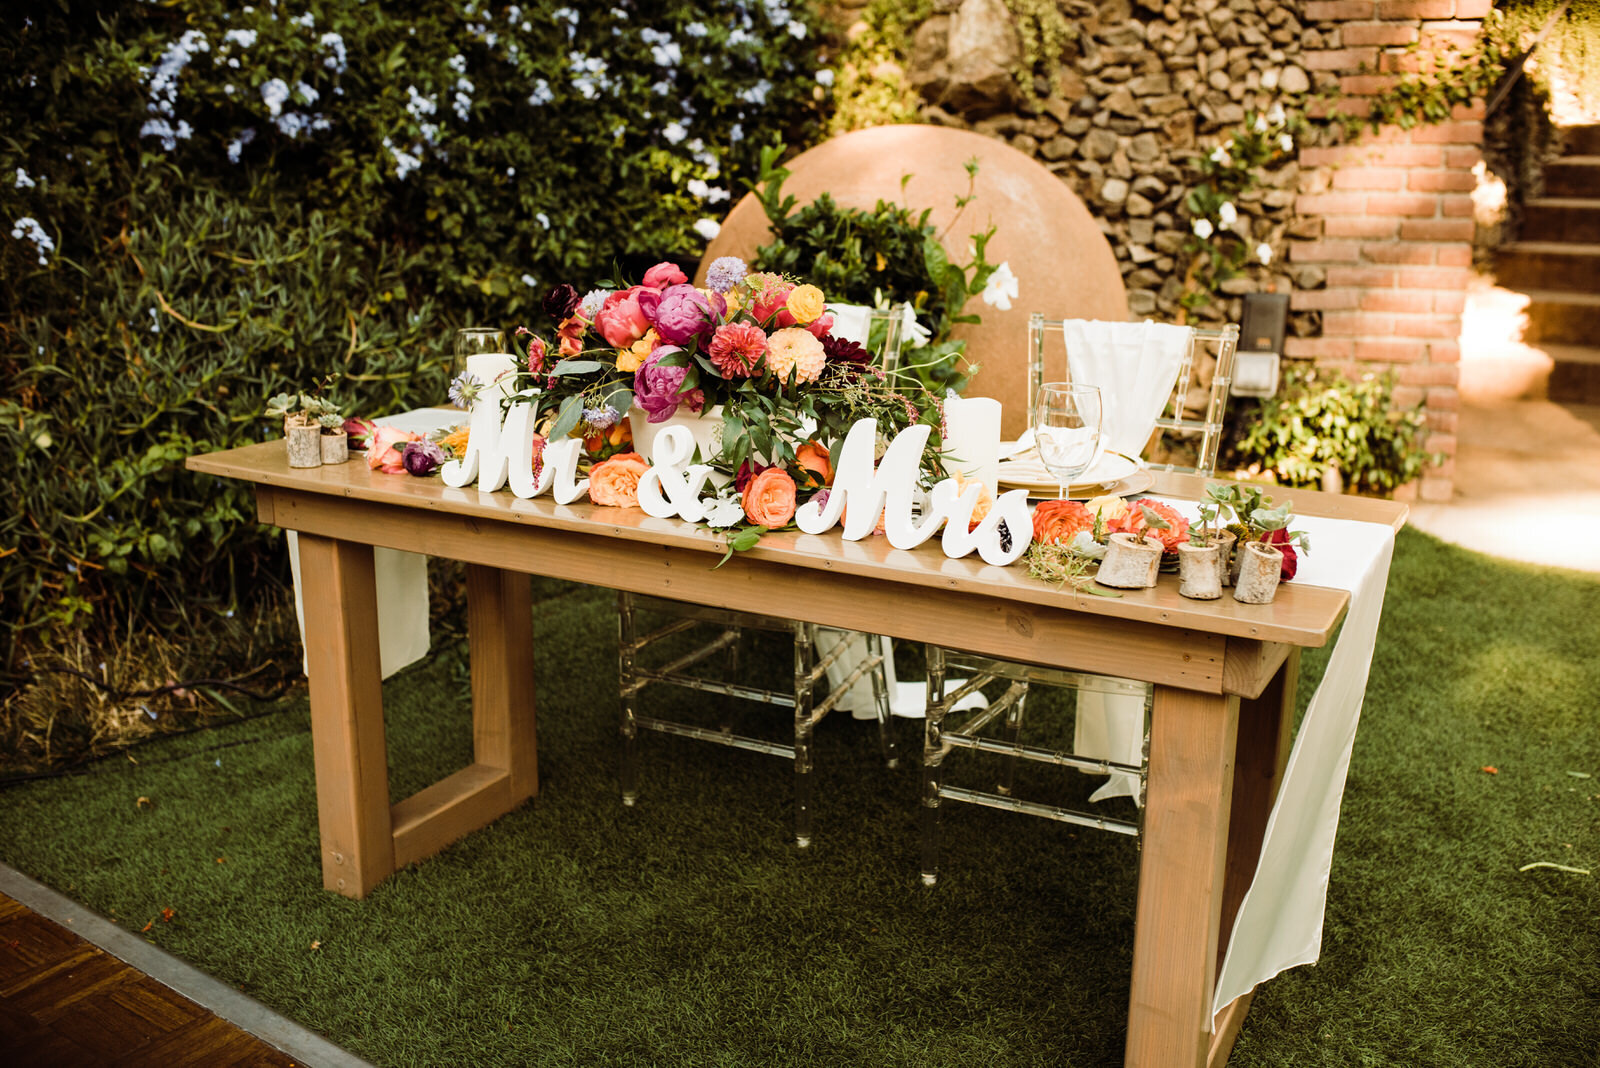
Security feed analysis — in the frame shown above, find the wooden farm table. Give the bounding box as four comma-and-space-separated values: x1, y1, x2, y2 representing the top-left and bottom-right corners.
187, 442, 1406, 1068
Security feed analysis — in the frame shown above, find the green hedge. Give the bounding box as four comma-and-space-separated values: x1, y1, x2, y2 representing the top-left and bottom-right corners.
1, 0, 822, 676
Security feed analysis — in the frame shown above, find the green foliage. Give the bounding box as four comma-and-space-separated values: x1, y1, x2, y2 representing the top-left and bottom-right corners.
750, 146, 1001, 395
822, 0, 930, 135
1182, 107, 1301, 309
1004, 0, 1075, 96
1227, 364, 1440, 496
0, 0, 821, 677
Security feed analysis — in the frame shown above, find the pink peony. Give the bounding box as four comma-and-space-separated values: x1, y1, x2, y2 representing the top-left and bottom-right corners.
637, 283, 721, 345
595, 286, 650, 348
707, 322, 767, 377
641, 261, 689, 290
746, 273, 795, 326
804, 312, 834, 339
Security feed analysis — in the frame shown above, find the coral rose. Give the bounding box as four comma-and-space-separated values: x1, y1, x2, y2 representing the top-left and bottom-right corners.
595, 286, 650, 348
1108, 497, 1190, 551
366, 426, 421, 474
641, 261, 688, 290
708, 321, 766, 377
742, 467, 797, 528
765, 327, 826, 385
588, 452, 650, 508
794, 440, 833, 489
1032, 499, 1094, 545
785, 284, 826, 325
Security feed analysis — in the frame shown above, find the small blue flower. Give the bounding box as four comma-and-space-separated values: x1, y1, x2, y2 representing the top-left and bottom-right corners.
583, 406, 621, 430
448, 371, 483, 409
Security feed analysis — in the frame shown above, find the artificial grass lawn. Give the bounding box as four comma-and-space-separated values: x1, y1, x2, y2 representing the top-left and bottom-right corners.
2, 529, 1596, 1066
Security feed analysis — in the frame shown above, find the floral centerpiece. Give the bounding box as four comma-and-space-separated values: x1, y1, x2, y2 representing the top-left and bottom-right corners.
466, 256, 947, 543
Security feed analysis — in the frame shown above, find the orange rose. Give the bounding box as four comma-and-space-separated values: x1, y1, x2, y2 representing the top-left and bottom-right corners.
1032, 499, 1094, 545
1106, 497, 1190, 551
794, 440, 833, 489
742, 467, 797, 528
588, 452, 649, 508
954, 472, 994, 532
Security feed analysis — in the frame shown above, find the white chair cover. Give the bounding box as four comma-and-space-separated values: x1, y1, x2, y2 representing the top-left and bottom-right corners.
1061, 319, 1191, 460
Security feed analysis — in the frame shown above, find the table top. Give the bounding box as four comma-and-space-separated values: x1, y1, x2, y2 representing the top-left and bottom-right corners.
189, 441, 1407, 650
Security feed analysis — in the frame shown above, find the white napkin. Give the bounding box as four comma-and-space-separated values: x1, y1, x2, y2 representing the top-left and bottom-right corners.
826, 303, 874, 347
1061, 320, 1192, 460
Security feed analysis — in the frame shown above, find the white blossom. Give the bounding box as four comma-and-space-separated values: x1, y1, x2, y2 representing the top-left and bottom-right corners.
11, 216, 54, 265
320, 32, 348, 72
260, 78, 291, 117
788, 21, 806, 39
980, 260, 1019, 312
815, 69, 834, 87
663, 122, 687, 145
292, 12, 315, 28
294, 81, 319, 105
382, 137, 423, 180
139, 117, 193, 151
1252, 113, 1267, 134
684, 22, 708, 37
14, 168, 35, 189
1256, 242, 1273, 265
536, 212, 550, 227
224, 29, 258, 48
1218, 201, 1238, 228
1267, 103, 1286, 126
900, 305, 931, 348
693, 217, 721, 241
521, 273, 538, 287
528, 80, 553, 106
145, 30, 209, 117
1279, 132, 1294, 152
1209, 144, 1231, 168
226, 127, 257, 163
1191, 217, 1214, 240
448, 54, 468, 73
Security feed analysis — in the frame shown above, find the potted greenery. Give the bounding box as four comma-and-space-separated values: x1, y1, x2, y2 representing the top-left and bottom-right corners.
1097, 504, 1171, 589
1233, 499, 1310, 605
1177, 488, 1235, 600
265, 391, 345, 468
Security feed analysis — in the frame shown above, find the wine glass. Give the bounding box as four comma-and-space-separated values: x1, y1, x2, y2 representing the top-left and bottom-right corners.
453, 327, 508, 377
1033, 383, 1103, 499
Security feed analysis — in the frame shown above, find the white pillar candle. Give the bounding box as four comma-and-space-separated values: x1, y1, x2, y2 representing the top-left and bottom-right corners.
464, 352, 519, 402
941, 395, 1002, 497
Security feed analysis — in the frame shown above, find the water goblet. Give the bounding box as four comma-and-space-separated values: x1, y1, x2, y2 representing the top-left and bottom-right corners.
1033, 383, 1103, 499
453, 327, 508, 377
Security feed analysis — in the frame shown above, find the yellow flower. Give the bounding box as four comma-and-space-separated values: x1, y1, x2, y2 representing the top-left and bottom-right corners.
616, 329, 657, 373
1084, 494, 1128, 523
723, 288, 743, 315
785, 284, 826, 325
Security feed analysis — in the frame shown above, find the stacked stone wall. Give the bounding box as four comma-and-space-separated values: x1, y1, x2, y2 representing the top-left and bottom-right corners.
823, 0, 1485, 498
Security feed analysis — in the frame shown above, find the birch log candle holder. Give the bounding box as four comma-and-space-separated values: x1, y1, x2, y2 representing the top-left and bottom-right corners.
320, 428, 349, 464
1233, 541, 1285, 604
1177, 541, 1223, 600
285, 419, 322, 468
1097, 532, 1164, 588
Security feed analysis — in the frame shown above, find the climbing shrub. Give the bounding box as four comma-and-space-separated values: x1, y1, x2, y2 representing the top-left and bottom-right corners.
0, 0, 822, 686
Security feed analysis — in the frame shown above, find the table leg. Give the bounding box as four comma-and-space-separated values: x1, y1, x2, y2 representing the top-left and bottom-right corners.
1125, 686, 1240, 1068
297, 534, 395, 898
1207, 648, 1300, 1065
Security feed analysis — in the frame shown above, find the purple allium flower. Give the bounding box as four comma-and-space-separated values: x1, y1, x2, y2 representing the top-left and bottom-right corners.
448, 372, 482, 409
705, 255, 747, 293
401, 439, 447, 476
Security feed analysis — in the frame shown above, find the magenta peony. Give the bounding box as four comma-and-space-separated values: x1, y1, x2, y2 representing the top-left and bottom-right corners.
634, 347, 705, 423
637, 283, 722, 345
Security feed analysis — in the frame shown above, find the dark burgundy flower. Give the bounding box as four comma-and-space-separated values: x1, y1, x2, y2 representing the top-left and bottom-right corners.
821, 334, 871, 366
401, 439, 448, 476
543, 284, 581, 321
735, 459, 770, 493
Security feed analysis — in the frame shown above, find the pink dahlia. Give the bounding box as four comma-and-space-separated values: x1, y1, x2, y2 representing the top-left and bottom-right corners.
708, 322, 767, 377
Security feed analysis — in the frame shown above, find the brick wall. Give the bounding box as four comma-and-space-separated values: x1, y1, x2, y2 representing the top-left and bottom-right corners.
1290, 0, 1491, 502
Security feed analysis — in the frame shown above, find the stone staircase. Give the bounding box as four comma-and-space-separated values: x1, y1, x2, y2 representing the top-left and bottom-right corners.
1496, 124, 1600, 403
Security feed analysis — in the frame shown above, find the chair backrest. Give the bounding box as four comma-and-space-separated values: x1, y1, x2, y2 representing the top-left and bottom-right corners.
828, 302, 909, 374
1026, 315, 1240, 476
